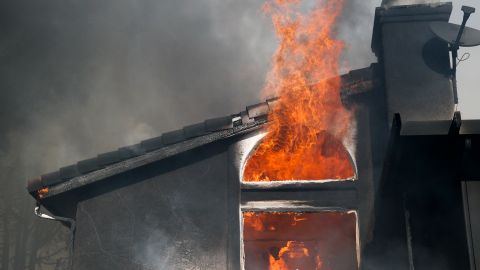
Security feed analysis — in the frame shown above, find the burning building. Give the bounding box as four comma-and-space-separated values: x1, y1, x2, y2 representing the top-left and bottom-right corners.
27, 1, 480, 269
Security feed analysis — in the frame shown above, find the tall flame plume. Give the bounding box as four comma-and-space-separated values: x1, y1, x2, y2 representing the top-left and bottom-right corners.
243, 0, 354, 181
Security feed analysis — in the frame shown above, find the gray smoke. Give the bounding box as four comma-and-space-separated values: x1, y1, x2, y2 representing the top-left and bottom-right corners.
0, 0, 378, 269
0, 0, 279, 177
0, 0, 379, 196
338, 0, 379, 71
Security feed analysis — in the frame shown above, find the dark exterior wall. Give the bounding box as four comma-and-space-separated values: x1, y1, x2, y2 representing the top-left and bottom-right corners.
403, 137, 469, 270
462, 133, 480, 268
364, 132, 471, 270
72, 141, 235, 270
464, 181, 480, 269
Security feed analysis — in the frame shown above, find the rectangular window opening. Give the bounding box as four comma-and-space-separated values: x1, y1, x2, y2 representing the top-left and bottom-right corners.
242, 211, 358, 270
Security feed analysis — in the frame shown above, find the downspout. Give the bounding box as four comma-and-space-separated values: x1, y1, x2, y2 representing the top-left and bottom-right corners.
34, 203, 76, 269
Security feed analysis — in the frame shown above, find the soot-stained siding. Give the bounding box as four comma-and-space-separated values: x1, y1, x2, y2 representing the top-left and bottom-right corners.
72, 142, 233, 270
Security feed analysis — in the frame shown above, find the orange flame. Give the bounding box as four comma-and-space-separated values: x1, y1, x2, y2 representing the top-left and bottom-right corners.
244, 212, 322, 269
243, 0, 354, 181
243, 212, 357, 269
37, 187, 49, 198
269, 241, 323, 270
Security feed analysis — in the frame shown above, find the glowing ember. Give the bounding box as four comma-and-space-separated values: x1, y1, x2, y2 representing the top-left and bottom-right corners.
243, 0, 354, 181
37, 187, 49, 198
243, 212, 357, 270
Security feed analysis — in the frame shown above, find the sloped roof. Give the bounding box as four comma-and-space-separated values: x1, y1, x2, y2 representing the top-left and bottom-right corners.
27, 65, 377, 201
27, 98, 277, 199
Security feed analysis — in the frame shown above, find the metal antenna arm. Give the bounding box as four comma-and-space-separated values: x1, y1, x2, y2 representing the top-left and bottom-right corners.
429, 5, 480, 105
450, 6, 476, 104
455, 6, 476, 47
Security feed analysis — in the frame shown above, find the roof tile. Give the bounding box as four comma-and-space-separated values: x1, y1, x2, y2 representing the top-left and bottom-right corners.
59, 165, 81, 180
140, 136, 164, 152
41, 171, 62, 186
161, 129, 186, 145
118, 144, 145, 159
97, 151, 123, 166
77, 157, 101, 174
204, 116, 232, 132
183, 122, 207, 138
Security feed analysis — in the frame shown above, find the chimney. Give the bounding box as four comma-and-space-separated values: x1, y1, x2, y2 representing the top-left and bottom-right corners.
372, 2, 454, 123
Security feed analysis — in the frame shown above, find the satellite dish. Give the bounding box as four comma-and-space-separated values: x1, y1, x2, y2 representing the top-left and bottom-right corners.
428, 5, 479, 105
430, 22, 480, 47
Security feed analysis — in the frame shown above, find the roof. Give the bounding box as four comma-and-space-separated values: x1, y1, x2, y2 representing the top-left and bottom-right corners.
27, 98, 277, 199
26, 65, 377, 201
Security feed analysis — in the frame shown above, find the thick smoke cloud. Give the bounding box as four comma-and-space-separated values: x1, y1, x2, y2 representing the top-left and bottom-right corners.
0, 0, 378, 198
338, 0, 378, 71
0, 0, 278, 268
0, 0, 377, 269
0, 0, 279, 177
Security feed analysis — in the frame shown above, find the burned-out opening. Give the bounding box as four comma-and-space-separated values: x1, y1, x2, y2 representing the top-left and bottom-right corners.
241, 131, 357, 182
242, 211, 358, 270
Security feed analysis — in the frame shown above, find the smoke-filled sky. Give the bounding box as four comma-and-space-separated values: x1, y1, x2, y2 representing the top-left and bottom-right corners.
0, 0, 377, 179
0, 0, 478, 186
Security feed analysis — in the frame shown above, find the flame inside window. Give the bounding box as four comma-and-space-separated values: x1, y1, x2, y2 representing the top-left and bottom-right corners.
243, 212, 357, 270
241, 0, 355, 182
243, 131, 355, 181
